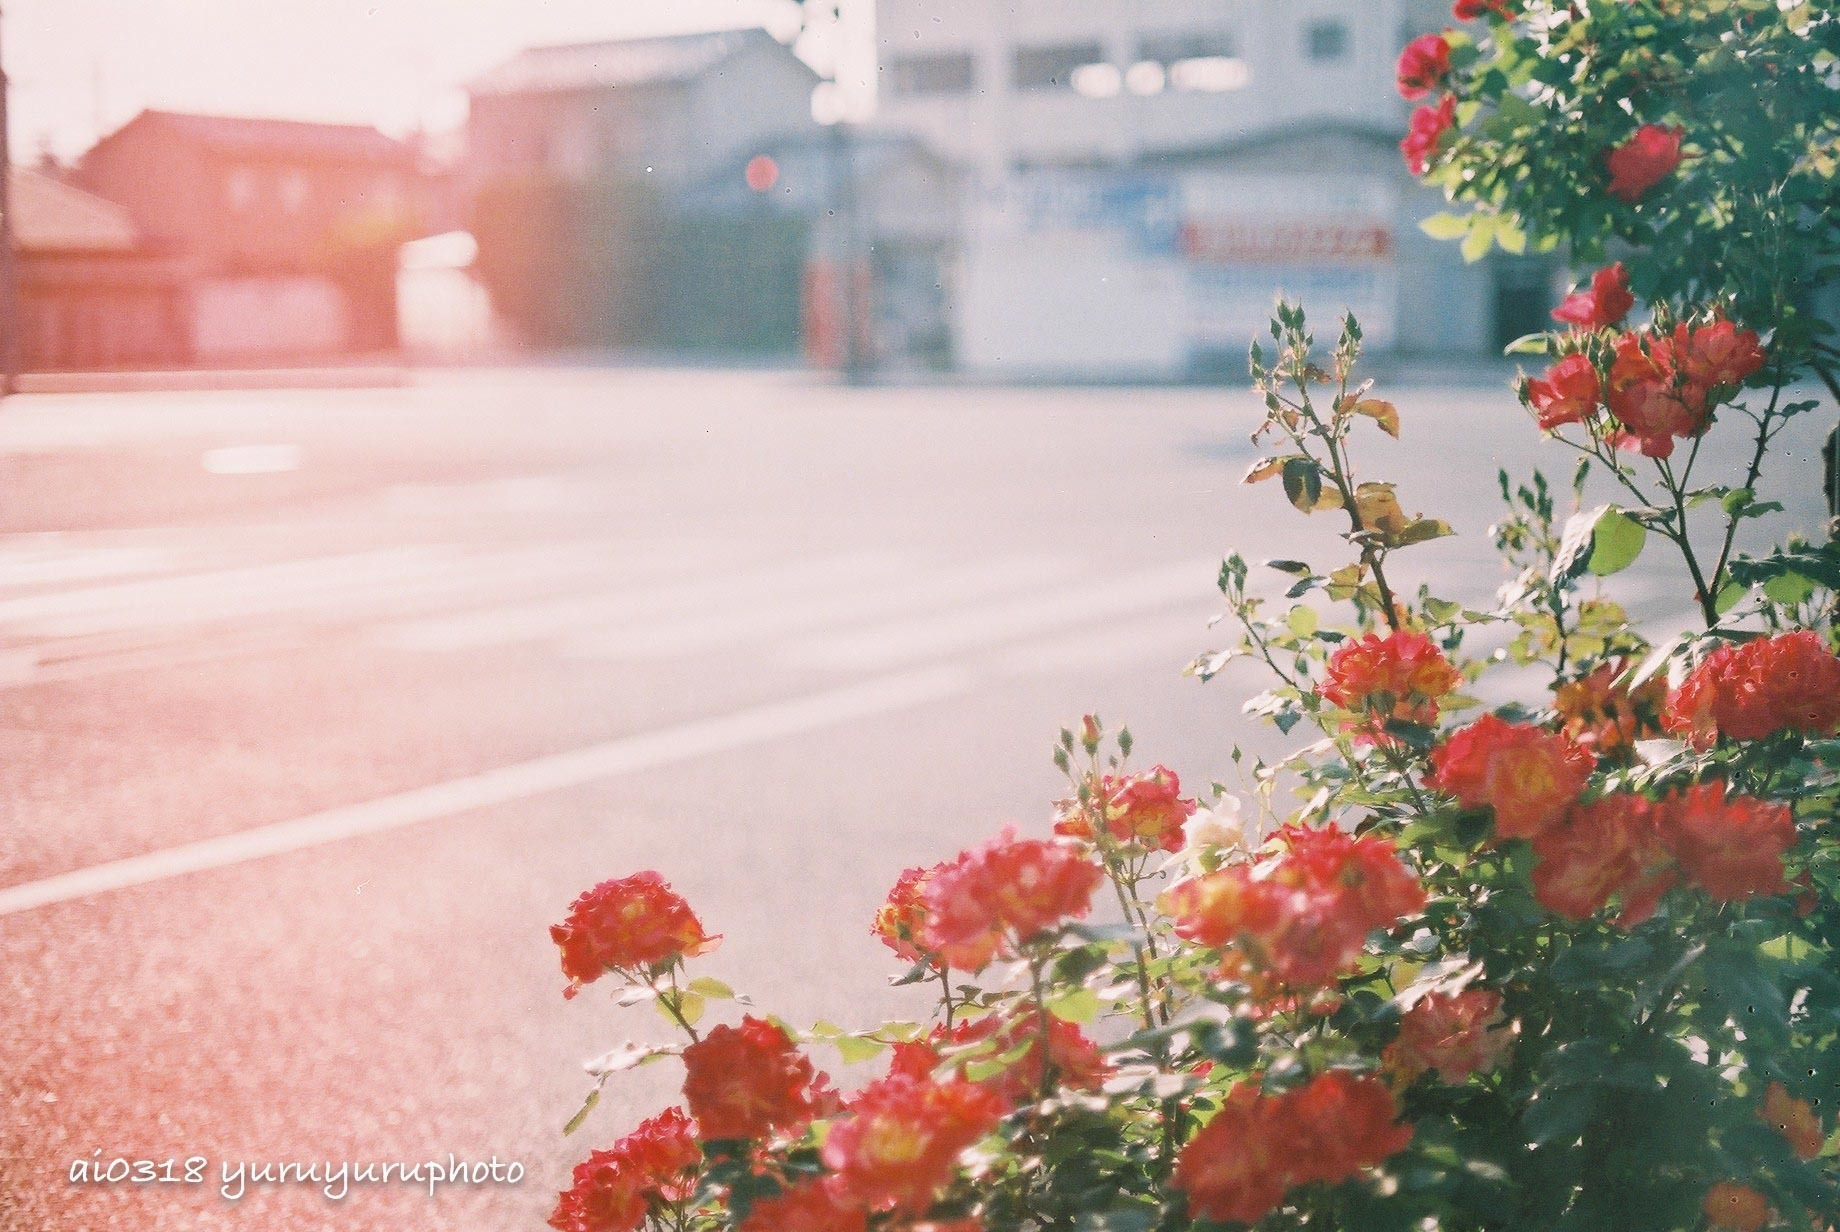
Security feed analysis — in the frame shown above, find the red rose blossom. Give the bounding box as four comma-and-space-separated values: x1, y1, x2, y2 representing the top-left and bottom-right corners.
873, 864, 943, 967
1401, 94, 1456, 175
1553, 661, 1665, 759
1525, 353, 1601, 430
1657, 782, 1793, 902
552, 872, 719, 998
737, 1180, 866, 1232
1606, 124, 1684, 202
1174, 1072, 1411, 1225
1429, 715, 1592, 841
919, 830, 1102, 971
1702, 1183, 1771, 1232
1396, 33, 1452, 100
1054, 764, 1196, 852
681, 1015, 822, 1141
1759, 1082, 1826, 1160
1384, 989, 1514, 1083
1164, 823, 1424, 988
1551, 263, 1635, 330
820, 1074, 1005, 1213
1318, 629, 1461, 736
549, 1107, 700, 1232
1665, 631, 1840, 744
1672, 317, 1766, 392
1454, 0, 1518, 18
1530, 793, 1673, 923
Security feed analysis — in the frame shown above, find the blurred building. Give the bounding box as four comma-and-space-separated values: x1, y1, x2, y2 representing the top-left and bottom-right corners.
870, 0, 1542, 377
464, 28, 824, 354
10, 166, 191, 370
466, 28, 820, 189
75, 110, 426, 361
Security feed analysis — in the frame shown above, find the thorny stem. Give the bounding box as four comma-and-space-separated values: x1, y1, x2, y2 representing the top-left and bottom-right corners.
656, 966, 703, 1043
1709, 373, 1788, 593
938, 966, 957, 1030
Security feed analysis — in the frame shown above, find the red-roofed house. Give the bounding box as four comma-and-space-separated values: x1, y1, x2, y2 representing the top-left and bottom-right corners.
75, 109, 428, 359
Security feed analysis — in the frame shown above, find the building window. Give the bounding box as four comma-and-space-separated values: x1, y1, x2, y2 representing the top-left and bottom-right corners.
888, 51, 976, 97
1305, 20, 1350, 62
1012, 42, 1105, 91
1134, 32, 1248, 93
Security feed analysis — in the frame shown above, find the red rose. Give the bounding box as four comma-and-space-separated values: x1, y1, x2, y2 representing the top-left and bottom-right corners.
1383, 989, 1514, 1083
919, 830, 1102, 971
1401, 94, 1457, 175
681, 1016, 821, 1141
1665, 631, 1840, 744
549, 1107, 701, 1232
873, 864, 942, 967
1396, 33, 1453, 100
737, 1180, 866, 1232
1702, 1183, 1771, 1232
1673, 317, 1766, 391
1455, 0, 1518, 18
1551, 262, 1635, 330
1429, 715, 1592, 841
1174, 1073, 1411, 1225
1606, 124, 1684, 202
1319, 629, 1462, 737
1525, 354, 1601, 430
820, 1075, 1005, 1213
1605, 330, 1704, 459
1164, 823, 1424, 988
552, 872, 720, 998
1759, 1082, 1826, 1160
1056, 764, 1197, 852
1657, 782, 1793, 902
1531, 794, 1673, 924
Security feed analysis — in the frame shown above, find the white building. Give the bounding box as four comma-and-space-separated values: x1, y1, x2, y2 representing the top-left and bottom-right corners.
871, 0, 1529, 377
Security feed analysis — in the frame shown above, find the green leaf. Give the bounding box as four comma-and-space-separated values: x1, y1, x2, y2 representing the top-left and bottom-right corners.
1587, 510, 1647, 575
1281, 457, 1325, 513
833, 1034, 888, 1065
1285, 605, 1319, 637
1048, 987, 1101, 1024
563, 1085, 601, 1136
1420, 211, 1472, 240
687, 977, 735, 1000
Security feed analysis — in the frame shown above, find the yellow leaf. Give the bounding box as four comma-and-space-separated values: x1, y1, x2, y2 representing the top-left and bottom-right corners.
1243, 456, 1291, 484
1353, 482, 1411, 537
1353, 399, 1401, 438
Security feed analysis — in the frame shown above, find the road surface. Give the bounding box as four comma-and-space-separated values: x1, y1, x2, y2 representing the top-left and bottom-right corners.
0, 364, 1826, 1230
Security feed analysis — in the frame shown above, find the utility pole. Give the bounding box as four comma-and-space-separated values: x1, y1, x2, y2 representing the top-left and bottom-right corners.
0, 2, 19, 397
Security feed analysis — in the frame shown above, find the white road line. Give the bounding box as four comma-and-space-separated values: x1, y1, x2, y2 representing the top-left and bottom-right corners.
378, 550, 905, 653
993, 609, 1210, 675
562, 555, 1075, 661
0, 665, 975, 917
774, 560, 1214, 672
0, 545, 175, 590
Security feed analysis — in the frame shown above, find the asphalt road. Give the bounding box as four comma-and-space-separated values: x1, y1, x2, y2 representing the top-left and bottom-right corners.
0, 364, 1829, 1231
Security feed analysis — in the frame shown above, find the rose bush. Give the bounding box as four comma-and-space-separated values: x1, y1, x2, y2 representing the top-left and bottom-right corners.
541, 4, 1838, 1229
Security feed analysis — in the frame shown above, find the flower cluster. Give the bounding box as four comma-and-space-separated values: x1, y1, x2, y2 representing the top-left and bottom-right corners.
1173, 1072, 1412, 1225
1053, 763, 1197, 852
1552, 660, 1665, 760
1317, 629, 1462, 735
1164, 823, 1425, 988
917, 830, 1102, 971
819, 1074, 1005, 1213
551, 872, 719, 998
873, 863, 941, 967
1665, 630, 1840, 745
1429, 715, 1592, 841
548, 1108, 700, 1232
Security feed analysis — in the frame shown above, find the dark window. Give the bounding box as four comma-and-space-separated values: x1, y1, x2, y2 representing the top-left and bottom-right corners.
1306, 20, 1350, 61
1012, 42, 1105, 91
888, 52, 976, 97
1137, 31, 1237, 66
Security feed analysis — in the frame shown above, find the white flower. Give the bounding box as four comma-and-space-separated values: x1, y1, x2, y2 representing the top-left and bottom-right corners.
1175, 795, 1270, 872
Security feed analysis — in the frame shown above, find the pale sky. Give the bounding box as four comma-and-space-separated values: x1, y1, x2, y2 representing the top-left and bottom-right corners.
3, 0, 872, 162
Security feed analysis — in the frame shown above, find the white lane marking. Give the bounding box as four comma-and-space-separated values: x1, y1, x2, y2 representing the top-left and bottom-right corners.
0, 665, 975, 917
378, 550, 905, 653
562, 555, 1074, 661
0, 545, 175, 590
774, 560, 1213, 672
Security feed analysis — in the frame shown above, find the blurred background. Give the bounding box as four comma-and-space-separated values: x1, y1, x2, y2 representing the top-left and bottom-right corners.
4, 4, 1831, 1231
3, 0, 1540, 380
